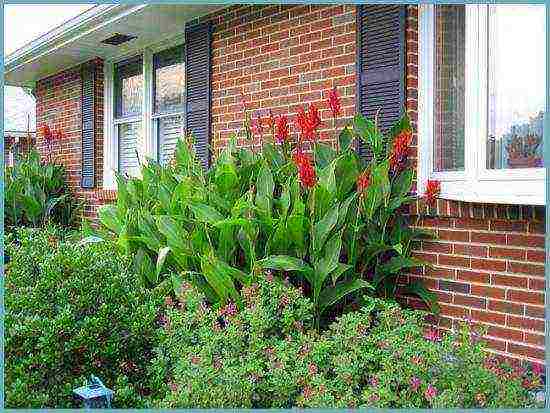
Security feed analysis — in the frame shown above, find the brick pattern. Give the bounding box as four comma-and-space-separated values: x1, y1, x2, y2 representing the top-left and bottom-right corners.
35, 58, 104, 217
32, 5, 545, 364
204, 4, 357, 154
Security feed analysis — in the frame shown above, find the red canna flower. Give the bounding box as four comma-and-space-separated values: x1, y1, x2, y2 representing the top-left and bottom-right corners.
295, 106, 309, 140
251, 112, 263, 140
389, 130, 413, 173
424, 180, 441, 207
357, 170, 370, 193
275, 114, 289, 143
292, 150, 317, 188
41, 124, 53, 143
327, 86, 342, 118
307, 102, 321, 131
267, 109, 276, 131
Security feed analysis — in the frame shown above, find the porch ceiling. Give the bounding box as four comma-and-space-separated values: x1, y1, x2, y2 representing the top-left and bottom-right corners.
5, 4, 222, 88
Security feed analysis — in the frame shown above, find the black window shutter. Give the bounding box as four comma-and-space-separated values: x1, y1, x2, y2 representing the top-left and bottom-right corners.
81, 62, 96, 188
356, 5, 406, 159
185, 21, 212, 169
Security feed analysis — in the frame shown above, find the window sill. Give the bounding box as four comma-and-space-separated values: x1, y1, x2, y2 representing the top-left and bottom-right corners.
436, 179, 545, 206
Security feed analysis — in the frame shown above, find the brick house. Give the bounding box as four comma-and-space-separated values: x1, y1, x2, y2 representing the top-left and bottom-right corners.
5, 4, 546, 364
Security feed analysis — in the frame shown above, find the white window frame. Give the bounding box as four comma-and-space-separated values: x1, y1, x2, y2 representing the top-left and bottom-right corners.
103, 34, 185, 189
418, 4, 545, 205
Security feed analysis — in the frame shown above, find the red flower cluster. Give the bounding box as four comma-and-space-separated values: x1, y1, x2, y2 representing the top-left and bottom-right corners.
267, 109, 276, 132
275, 115, 290, 143
295, 103, 322, 142
328, 86, 342, 118
357, 170, 371, 193
292, 150, 317, 188
251, 112, 263, 140
389, 130, 413, 173
424, 180, 441, 207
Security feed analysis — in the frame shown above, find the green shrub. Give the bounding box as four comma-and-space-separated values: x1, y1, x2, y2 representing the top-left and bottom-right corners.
4, 227, 162, 408
150, 279, 541, 408
97, 96, 437, 328
4, 150, 82, 231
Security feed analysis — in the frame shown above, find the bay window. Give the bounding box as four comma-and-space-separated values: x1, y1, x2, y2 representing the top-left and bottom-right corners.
419, 4, 546, 205
103, 39, 185, 187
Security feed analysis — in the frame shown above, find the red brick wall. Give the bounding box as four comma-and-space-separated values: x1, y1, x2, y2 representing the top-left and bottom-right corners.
406, 201, 545, 363
35, 58, 104, 217
207, 4, 357, 154
33, 4, 545, 364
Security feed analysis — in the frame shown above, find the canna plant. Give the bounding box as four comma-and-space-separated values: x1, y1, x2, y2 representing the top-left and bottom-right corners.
97, 86, 439, 326
4, 150, 82, 230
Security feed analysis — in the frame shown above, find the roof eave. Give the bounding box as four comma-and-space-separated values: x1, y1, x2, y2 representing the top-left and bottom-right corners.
4, 4, 147, 85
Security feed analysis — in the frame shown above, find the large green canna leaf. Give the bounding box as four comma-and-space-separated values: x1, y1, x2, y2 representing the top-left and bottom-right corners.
156, 215, 188, 252
318, 278, 372, 316
404, 280, 440, 314
374, 255, 427, 286
338, 126, 353, 152
189, 203, 225, 225
313, 207, 339, 254
255, 163, 274, 218
317, 160, 336, 195
98, 204, 123, 234
133, 248, 156, 287
257, 255, 313, 275
391, 168, 413, 201
138, 212, 163, 251
335, 152, 360, 199
329, 263, 353, 285
314, 143, 337, 169
313, 231, 343, 300
200, 255, 241, 305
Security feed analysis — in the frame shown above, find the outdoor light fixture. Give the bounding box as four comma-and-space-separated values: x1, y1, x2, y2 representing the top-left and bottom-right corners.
73, 375, 114, 408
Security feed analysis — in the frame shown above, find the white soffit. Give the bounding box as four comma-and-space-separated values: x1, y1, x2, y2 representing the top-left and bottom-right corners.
5, 4, 222, 87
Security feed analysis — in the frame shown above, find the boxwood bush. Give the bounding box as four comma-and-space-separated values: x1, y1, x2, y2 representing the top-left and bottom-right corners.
4, 227, 162, 408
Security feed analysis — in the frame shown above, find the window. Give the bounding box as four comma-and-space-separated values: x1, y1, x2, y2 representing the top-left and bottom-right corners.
153, 46, 185, 165
103, 40, 185, 186
419, 4, 545, 205
114, 57, 143, 177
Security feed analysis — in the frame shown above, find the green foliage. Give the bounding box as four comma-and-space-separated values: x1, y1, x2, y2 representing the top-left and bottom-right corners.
150, 283, 540, 408
4, 227, 162, 408
4, 150, 82, 231
97, 111, 438, 324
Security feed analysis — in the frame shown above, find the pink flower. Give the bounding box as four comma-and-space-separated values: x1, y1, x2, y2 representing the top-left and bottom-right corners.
369, 376, 379, 387
308, 363, 318, 375
219, 301, 237, 317
279, 294, 290, 308
532, 362, 544, 376
424, 327, 441, 342
410, 376, 421, 391
424, 384, 437, 400
368, 393, 380, 403
411, 355, 424, 365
